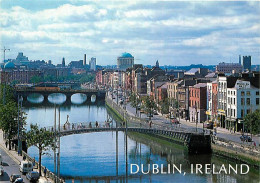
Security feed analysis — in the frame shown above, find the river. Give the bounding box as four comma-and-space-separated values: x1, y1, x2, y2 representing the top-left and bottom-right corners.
22, 93, 259, 183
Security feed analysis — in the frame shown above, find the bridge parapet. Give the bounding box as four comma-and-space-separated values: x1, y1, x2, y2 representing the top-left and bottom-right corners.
44, 121, 211, 154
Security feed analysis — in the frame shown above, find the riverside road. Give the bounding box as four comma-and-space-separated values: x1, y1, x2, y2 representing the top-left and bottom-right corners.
0, 146, 29, 183
109, 92, 259, 146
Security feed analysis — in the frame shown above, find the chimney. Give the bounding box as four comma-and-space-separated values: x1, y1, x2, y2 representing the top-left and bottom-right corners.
83, 54, 86, 65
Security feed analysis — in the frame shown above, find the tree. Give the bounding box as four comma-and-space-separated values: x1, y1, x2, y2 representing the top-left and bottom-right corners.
30, 76, 43, 84
160, 98, 170, 114
129, 93, 141, 115
0, 101, 26, 150
0, 84, 16, 104
143, 96, 157, 119
243, 109, 260, 136
26, 124, 56, 176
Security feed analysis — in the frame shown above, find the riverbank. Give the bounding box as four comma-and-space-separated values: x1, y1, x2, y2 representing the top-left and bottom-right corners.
105, 97, 260, 168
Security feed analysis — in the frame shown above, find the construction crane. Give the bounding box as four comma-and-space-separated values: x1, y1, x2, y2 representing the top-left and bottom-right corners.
1, 46, 10, 62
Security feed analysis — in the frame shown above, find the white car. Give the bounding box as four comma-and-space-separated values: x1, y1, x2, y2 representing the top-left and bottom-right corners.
0, 165, 4, 176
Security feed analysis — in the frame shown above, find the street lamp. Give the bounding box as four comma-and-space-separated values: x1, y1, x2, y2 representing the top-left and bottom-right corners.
17, 95, 23, 155
194, 105, 198, 133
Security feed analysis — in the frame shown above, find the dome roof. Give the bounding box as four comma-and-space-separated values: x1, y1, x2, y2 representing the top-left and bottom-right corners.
120, 52, 133, 58
4, 61, 15, 69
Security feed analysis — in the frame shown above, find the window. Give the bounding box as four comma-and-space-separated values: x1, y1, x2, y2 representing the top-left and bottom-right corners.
256, 91, 259, 96
241, 109, 244, 118
228, 108, 230, 116
231, 109, 233, 117
246, 98, 250, 105
257, 98, 259, 105
234, 91, 236, 96
228, 97, 230, 104
231, 91, 232, 95
246, 91, 250, 96
241, 98, 244, 105
233, 98, 235, 105
233, 109, 235, 117
241, 91, 245, 96
247, 109, 251, 115
228, 91, 230, 95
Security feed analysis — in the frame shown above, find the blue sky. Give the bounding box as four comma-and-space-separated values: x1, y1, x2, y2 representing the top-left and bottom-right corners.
0, 0, 259, 66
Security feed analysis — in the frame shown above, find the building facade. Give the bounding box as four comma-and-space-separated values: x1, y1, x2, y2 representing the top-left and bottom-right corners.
216, 62, 242, 73
226, 79, 259, 132
189, 83, 207, 123
89, 57, 96, 71
117, 52, 134, 71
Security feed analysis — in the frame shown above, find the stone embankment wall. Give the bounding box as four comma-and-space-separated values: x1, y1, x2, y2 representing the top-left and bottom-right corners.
212, 136, 260, 168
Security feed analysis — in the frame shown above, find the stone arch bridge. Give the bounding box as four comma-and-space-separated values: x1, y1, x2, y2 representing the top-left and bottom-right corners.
15, 88, 106, 102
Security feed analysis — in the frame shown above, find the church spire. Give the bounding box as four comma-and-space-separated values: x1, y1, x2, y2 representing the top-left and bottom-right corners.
156, 60, 159, 68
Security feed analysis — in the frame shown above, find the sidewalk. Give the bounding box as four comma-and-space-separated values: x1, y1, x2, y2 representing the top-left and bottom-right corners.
0, 130, 53, 183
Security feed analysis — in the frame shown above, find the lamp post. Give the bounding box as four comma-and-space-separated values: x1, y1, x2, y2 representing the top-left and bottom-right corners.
195, 105, 198, 132
17, 95, 23, 155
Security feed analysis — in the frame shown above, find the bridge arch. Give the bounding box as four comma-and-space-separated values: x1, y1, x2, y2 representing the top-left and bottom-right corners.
91, 94, 96, 102
48, 93, 67, 104
71, 93, 87, 104
27, 93, 44, 103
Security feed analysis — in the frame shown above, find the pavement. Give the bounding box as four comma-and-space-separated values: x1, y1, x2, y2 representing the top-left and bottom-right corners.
108, 92, 259, 146
0, 130, 53, 183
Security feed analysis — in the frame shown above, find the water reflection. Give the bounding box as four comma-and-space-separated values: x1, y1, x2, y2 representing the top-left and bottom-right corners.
48, 93, 66, 104
27, 93, 44, 103
24, 94, 259, 183
71, 93, 87, 104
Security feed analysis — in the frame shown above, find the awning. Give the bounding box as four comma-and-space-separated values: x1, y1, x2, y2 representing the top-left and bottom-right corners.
206, 111, 211, 115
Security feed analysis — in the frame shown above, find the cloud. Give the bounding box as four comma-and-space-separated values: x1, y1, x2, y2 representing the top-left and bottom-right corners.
0, 1, 259, 65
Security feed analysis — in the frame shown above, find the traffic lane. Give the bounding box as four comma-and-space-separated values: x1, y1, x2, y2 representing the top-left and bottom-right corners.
0, 147, 29, 183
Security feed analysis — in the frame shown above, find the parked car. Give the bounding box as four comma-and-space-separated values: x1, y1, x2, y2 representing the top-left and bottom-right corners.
203, 122, 214, 129
19, 161, 33, 174
240, 135, 252, 142
10, 174, 22, 182
26, 171, 40, 182
0, 165, 4, 176
171, 118, 180, 124
153, 110, 158, 115
14, 178, 24, 183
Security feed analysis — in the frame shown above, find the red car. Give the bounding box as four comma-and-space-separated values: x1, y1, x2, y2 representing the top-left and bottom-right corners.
171, 119, 180, 124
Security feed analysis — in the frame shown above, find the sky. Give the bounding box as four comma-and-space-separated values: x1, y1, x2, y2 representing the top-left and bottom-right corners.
0, 0, 259, 66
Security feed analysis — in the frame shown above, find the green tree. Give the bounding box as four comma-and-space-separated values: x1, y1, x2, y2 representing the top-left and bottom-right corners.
160, 98, 170, 114
26, 124, 56, 176
0, 84, 15, 104
129, 93, 141, 115
30, 76, 43, 84
244, 109, 260, 136
0, 101, 26, 150
143, 96, 157, 119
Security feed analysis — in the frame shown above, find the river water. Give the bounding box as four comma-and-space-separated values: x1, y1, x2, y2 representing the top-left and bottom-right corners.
22, 93, 259, 183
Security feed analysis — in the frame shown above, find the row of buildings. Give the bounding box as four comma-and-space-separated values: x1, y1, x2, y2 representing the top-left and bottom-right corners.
96, 52, 259, 132
0, 52, 97, 84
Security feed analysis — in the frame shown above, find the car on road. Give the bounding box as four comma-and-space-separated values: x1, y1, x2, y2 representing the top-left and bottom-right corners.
14, 178, 24, 183
26, 171, 40, 182
10, 174, 22, 182
153, 110, 158, 115
240, 135, 252, 142
203, 122, 214, 129
171, 118, 180, 124
20, 161, 33, 174
0, 165, 4, 176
